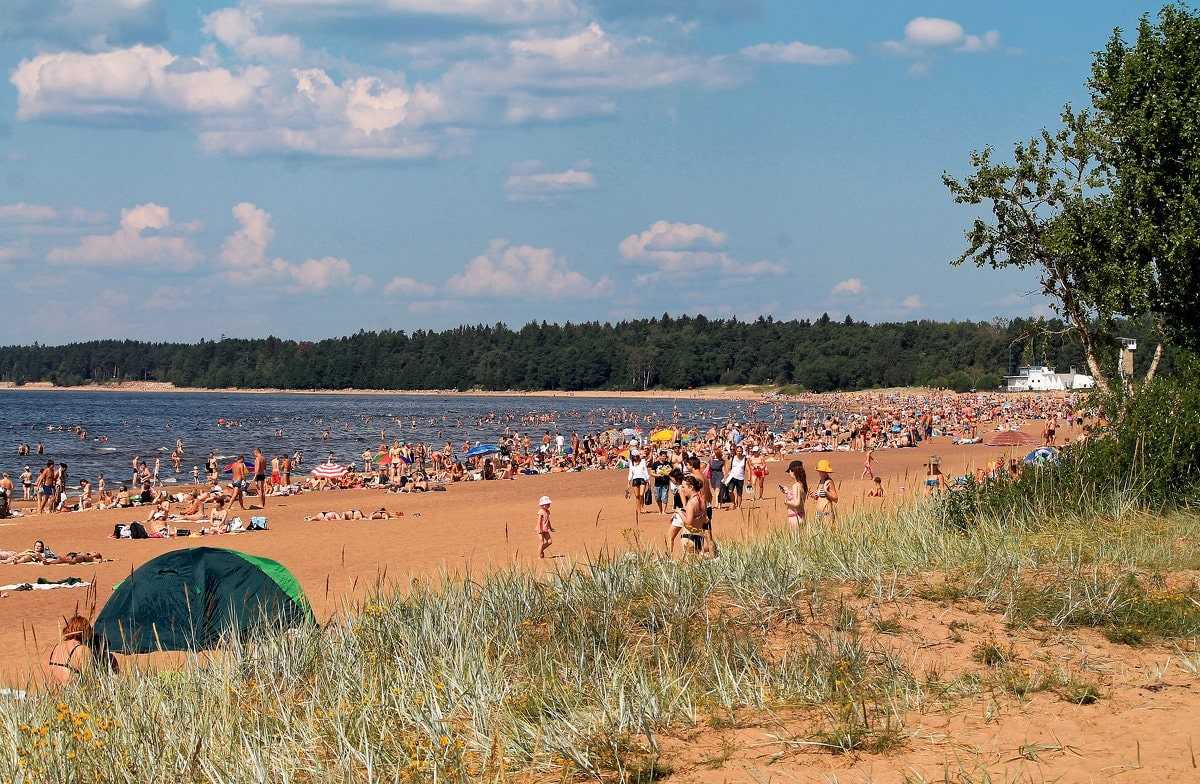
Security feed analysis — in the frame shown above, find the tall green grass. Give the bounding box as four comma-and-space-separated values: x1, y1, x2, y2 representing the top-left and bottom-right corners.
2, 494, 1198, 783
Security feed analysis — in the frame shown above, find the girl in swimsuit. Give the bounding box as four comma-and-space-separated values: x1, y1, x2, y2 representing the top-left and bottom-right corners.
782, 460, 808, 532
47, 616, 117, 685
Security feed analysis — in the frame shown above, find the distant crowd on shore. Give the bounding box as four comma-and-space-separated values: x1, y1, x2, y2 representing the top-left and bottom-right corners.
0, 390, 1088, 525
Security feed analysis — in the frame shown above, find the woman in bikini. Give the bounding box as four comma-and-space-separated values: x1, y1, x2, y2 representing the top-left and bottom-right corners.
809, 459, 838, 525
782, 460, 808, 532
749, 447, 768, 502
47, 616, 117, 685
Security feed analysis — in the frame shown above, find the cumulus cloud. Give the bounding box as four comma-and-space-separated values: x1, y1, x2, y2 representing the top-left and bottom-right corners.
900, 294, 924, 310
619, 220, 783, 279
882, 17, 1001, 60
220, 202, 370, 292
11, 46, 271, 121
741, 41, 854, 66
0, 0, 167, 50
384, 276, 437, 297
10, 45, 454, 160
505, 161, 597, 202
203, 7, 302, 61
47, 203, 200, 269
832, 278, 864, 296
447, 239, 610, 298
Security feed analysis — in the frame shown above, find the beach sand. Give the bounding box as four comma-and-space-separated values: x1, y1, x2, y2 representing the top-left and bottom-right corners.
0, 433, 1035, 686
6, 424, 1199, 782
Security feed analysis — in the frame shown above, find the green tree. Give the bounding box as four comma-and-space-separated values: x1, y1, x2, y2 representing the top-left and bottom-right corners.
1090, 3, 1200, 358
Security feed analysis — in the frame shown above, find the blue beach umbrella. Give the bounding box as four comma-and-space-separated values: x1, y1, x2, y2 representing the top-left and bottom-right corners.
1024, 447, 1059, 465
465, 444, 500, 458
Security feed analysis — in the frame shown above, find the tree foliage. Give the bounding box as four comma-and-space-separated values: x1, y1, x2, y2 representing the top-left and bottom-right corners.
945, 3, 1200, 387
0, 315, 1170, 393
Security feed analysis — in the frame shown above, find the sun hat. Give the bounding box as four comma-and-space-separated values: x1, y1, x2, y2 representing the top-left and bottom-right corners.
538, 495, 552, 506
815, 459, 835, 473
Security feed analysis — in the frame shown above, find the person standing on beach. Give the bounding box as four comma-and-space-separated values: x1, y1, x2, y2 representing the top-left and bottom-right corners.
35, 460, 55, 514
20, 466, 32, 501
230, 456, 248, 510
627, 451, 650, 513
782, 460, 808, 531
809, 459, 838, 524
536, 495, 554, 559
862, 449, 875, 480
252, 448, 268, 509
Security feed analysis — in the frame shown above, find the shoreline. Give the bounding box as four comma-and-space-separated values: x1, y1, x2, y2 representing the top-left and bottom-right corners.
0, 381, 787, 401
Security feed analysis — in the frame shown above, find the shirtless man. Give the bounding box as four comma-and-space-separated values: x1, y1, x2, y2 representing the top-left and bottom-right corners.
35, 460, 55, 514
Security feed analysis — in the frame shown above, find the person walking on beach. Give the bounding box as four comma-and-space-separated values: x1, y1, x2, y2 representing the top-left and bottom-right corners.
726, 445, 748, 509
627, 451, 650, 513
810, 459, 838, 525
252, 448, 268, 509
862, 449, 875, 480
782, 460, 808, 531
688, 456, 717, 555
536, 495, 554, 559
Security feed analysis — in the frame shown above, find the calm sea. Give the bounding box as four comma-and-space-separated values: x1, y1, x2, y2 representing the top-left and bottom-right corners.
0, 391, 818, 486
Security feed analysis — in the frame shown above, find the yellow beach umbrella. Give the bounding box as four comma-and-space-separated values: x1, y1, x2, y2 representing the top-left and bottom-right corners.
649, 429, 676, 443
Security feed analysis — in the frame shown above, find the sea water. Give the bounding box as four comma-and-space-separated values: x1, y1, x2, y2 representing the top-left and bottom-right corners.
0, 390, 824, 485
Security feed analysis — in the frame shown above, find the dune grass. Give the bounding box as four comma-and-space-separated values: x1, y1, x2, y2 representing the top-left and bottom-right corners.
2, 490, 1199, 783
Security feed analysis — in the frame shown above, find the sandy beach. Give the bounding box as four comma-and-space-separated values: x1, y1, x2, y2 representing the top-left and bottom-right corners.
0, 432, 1038, 687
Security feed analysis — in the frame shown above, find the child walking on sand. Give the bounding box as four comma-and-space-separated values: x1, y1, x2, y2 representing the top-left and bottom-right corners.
537, 495, 554, 559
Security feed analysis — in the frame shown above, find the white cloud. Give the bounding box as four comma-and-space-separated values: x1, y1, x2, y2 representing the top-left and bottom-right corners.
958, 31, 1001, 54
11, 46, 448, 160
384, 276, 437, 297
505, 162, 597, 202
220, 201, 370, 292
442, 22, 739, 100
47, 203, 200, 269
619, 220, 782, 279
902, 17, 964, 47
0, 202, 107, 225
0, 0, 167, 50
882, 17, 1001, 59
901, 294, 924, 310
741, 41, 854, 66
446, 239, 610, 298
203, 7, 302, 61
0, 245, 30, 262
12, 46, 271, 121
832, 278, 864, 296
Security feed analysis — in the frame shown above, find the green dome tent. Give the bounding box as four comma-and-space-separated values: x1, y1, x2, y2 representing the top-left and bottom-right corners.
95, 547, 312, 653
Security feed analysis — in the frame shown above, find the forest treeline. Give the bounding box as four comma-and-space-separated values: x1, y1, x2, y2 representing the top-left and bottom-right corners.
0, 314, 1170, 393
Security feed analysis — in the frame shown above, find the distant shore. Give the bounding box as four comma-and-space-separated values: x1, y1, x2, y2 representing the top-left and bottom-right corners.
0, 380, 779, 401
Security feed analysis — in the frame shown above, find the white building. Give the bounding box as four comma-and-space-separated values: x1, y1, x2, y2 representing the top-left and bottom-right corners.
1004, 365, 1095, 392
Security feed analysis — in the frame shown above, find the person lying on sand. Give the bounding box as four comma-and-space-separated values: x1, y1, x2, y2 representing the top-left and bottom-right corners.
305, 511, 345, 521
1, 540, 57, 564
368, 508, 397, 519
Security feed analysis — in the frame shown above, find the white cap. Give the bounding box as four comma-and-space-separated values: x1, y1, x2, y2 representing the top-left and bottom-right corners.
538, 495, 552, 506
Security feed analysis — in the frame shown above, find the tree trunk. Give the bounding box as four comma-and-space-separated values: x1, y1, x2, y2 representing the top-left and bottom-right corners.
1143, 342, 1163, 384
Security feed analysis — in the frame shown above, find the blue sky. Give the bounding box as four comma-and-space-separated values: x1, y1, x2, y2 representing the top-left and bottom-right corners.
0, 0, 1165, 343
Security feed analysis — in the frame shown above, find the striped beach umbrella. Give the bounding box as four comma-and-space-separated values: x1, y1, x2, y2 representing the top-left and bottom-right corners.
311, 462, 348, 480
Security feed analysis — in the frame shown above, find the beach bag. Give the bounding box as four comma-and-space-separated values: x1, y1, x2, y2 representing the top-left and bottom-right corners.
174, 528, 191, 537
249, 516, 269, 530
717, 483, 731, 505
128, 522, 148, 539
643, 486, 653, 506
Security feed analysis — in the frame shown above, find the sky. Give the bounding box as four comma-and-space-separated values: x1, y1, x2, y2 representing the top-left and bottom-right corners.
0, 0, 1166, 343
